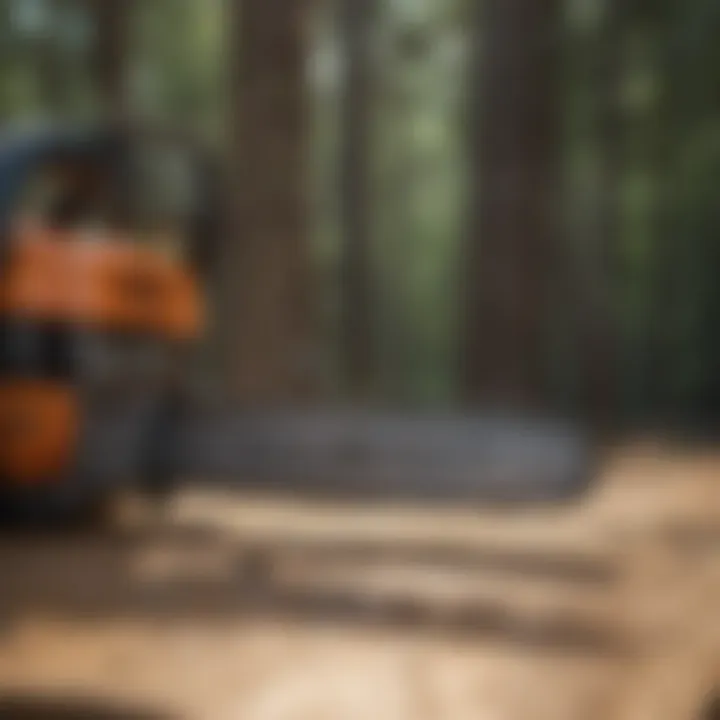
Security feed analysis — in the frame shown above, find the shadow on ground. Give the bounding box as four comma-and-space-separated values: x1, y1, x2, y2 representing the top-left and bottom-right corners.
0, 520, 626, 656
0, 693, 172, 720
701, 694, 720, 720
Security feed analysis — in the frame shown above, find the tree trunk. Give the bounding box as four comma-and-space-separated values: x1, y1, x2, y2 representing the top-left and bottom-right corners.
222, 0, 315, 405
338, 0, 376, 399
581, 0, 625, 428
35, 1, 67, 118
462, 0, 562, 410
89, 0, 131, 118
644, 5, 683, 422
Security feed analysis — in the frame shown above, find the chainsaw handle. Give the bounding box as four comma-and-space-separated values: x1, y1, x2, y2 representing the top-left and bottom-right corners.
0, 125, 220, 279
0, 128, 112, 263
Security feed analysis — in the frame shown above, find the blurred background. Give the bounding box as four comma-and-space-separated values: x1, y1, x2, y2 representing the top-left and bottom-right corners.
2, 0, 719, 427
0, 2, 719, 719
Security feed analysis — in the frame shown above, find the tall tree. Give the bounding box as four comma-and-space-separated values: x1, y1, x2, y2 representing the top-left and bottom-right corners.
89, 0, 131, 117
462, 0, 563, 409
338, 0, 376, 398
35, 0, 67, 117
643, 0, 696, 420
645, 0, 720, 421
579, 0, 626, 426
222, 0, 315, 404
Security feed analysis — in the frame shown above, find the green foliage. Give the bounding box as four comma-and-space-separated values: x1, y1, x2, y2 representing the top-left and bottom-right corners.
133, 0, 226, 141
2, 0, 719, 419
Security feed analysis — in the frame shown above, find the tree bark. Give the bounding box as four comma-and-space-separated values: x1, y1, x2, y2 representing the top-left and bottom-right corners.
89, 0, 131, 118
462, 0, 563, 410
223, 0, 315, 405
338, 0, 376, 399
35, 1, 68, 118
644, 6, 682, 421
581, 0, 625, 428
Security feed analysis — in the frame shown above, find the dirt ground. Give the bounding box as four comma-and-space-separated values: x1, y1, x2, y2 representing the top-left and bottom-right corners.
0, 446, 718, 720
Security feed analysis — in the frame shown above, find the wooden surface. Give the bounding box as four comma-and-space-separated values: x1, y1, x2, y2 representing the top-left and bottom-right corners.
0, 446, 718, 719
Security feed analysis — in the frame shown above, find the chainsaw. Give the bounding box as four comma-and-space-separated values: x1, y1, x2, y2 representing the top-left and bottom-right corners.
0, 125, 595, 520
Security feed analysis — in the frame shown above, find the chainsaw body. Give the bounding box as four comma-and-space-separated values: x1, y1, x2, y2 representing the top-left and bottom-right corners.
0, 128, 209, 516
0, 126, 595, 519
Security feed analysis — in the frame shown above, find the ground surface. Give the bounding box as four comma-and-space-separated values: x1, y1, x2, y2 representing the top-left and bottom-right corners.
0, 446, 718, 719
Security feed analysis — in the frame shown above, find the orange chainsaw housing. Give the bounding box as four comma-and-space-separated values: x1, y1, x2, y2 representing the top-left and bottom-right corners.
1, 226, 203, 340
0, 227, 204, 485
0, 381, 78, 484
